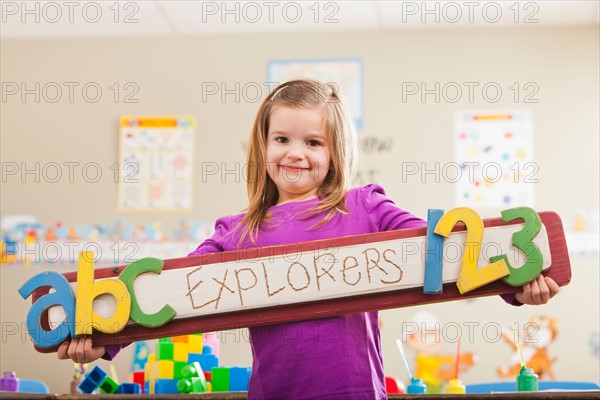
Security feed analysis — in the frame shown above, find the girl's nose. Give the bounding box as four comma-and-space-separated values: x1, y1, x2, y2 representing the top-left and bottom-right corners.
287, 144, 304, 160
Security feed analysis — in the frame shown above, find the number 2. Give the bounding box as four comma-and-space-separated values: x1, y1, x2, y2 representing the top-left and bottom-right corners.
434, 208, 510, 294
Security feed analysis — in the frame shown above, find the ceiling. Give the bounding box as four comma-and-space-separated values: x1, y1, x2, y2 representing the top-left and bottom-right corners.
1, 1, 598, 38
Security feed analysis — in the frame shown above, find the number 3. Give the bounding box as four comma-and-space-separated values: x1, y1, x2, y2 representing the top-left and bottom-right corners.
490, 207, 543, 287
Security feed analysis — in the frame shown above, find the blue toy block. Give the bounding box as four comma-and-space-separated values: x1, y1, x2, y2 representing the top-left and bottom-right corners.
76, 365, 107, 394
154, 378, 180, 394
87, 365, 108, 385
77, 377, 98, 394
202, 345, 213, 354
188, 352, 218, 372
144, 381, 149, 394
229, 367, 251, 391
115, 383, 142, 394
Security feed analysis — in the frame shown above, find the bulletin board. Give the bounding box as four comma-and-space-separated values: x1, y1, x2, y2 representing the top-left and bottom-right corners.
454, 110, 535, 211
268, 58, 364, 129
118, 116, 195, 212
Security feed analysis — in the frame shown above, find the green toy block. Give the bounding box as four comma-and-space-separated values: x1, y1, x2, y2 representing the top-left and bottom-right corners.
181, 362, 203, 379
173, 361, 188, 379
177, 377, 208, 393
156, 341, 174, 360
211, 367, 230, 392
98, 376, 119, 394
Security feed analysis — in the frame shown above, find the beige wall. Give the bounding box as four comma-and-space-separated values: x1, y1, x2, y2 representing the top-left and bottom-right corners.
1, 26, 598, 392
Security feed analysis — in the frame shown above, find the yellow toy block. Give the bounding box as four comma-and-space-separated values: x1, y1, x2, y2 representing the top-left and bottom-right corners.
188, 335, 203, 353
144, 364, 154, 381
173, 342, 189, 362
172, 335, 189, 343
148, 353, 156, 363
154, 360, 174, 379
206, 382, 212, 392
148, 379, 155, 394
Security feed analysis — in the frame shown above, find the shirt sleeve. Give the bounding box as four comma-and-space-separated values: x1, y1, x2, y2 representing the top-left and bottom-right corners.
188, 215, 238, 256
101, 342, 130, 361
500, 293, 523, 307
360, 184, 427, 231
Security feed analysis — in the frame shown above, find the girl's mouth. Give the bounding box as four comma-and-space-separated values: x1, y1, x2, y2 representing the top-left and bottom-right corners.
281, 165, 309, 172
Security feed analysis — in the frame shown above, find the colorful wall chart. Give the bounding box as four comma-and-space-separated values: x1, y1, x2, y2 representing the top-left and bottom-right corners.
454, 110, 535, 211
268, 58, 364, 129
118, 116, 195, 211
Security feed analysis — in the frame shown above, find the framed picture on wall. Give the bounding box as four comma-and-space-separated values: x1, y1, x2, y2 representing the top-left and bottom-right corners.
118, 116, 196, 212
268, 58, 364, 129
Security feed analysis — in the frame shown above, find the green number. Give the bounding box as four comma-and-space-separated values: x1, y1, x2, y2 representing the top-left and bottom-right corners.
490, 207, 543, 287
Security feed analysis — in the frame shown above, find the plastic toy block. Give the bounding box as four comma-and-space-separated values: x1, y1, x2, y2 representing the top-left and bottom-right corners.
211, 367, 230, 392
153, 360, 174, 379
177, 377, 208, 393
174, 361, 188, 379
229, 367, 251, 391
77, 377, 99, 394
154, 378, 179, 394
172, 335, 189, 343
0, 372, 20, 392
77, 365, 107, 394
204, 371, 212, 382
181, 362, 203, 379
188, 334, 203, 353
188, 352, 218, 372
148, 353, 156, 363
132, 371, 145, 393
144, 361, 156, 381
181, 362, 206, 380
174, 342, 189, 361
156, 340, 174, 360
87, 365, 108, 385
98, 376, 119, 394
203, 332, 220, 357
202, 344, 213, 354
115, 383, 142, 394
144, 380, 154, 395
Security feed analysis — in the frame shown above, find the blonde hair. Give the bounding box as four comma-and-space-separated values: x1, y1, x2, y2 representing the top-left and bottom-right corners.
239, 79, 359, 243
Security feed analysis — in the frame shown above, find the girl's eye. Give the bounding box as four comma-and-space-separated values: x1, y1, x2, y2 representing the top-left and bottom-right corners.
275, 137, 288, 143
307, 140, 322, 147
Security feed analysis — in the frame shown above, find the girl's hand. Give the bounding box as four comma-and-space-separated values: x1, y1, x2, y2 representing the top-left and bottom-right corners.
515, 275, 559, 305
57, 336, 105, 363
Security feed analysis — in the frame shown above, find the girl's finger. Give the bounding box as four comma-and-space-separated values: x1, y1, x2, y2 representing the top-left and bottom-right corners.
520, 282, 532, 304
537, 275, 550, 304
83, 336, 94, 364
530, 276, 541, 304
57, 340, 70, 360
545, 277, 560, 298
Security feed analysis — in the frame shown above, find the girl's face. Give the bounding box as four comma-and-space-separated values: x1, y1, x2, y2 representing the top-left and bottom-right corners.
266, 106, 331, 205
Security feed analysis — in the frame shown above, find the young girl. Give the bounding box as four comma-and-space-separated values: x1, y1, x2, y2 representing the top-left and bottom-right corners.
58, 79, 559, 399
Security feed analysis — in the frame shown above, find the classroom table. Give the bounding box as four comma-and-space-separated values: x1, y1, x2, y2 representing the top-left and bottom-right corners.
1, 392, 600, 399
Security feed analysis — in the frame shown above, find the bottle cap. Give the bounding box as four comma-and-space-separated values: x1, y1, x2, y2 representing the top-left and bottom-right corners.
407, 377, 427, 394
443, 378, 466, 394
517, 366, 539, 392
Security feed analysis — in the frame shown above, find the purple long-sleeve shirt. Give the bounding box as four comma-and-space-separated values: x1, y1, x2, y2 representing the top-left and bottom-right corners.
104, 184, 518, 397
187, 184, 424, 399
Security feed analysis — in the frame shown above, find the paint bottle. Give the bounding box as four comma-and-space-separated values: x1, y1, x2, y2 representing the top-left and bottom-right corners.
0, 371, 20, 392
517, 366, 539, 392
406, 377, 427, 394
443, 378, 466, 393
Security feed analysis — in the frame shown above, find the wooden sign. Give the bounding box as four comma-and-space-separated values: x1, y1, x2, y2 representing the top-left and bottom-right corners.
21, 208, 571, 353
